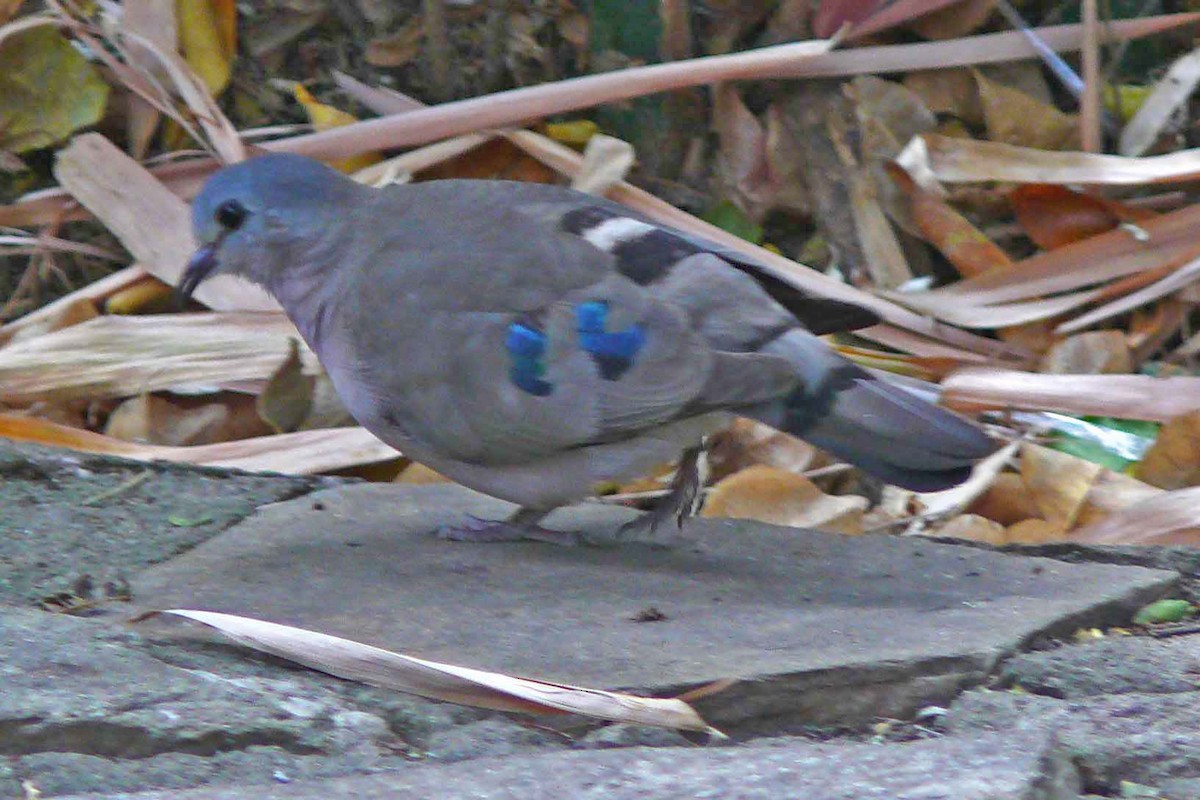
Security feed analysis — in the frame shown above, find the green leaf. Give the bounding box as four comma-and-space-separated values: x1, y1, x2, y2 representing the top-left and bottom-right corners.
0, 26, 110, 153
168, 514, 214, 528
701, 200, 764, 244
1048, 433, 1132, 472
1132, 599, 1196, 626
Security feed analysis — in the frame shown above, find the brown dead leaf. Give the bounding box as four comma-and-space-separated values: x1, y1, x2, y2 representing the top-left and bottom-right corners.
903, 68, 983, 126
257, 339, 314, 434
105, 392, 271, 447
1005, 518, 1069, 544
1071, 486, 1200, 545
908, 0, 997, 39
712, 83, 774, 220
968, 471, 1041, 525
1020, 443, 1103, 528
1135, 410, 1200, 489
708, 419, 816, 482
975, 69, 1079, 151
365, 20, 424, 67
1010, 185, 1126, 250
702, 465, 865, 534
1039, 331, 1132, 375
396, 462, 451, 484
930, 513, 1006, 545
1075, 468, 1164, 529
887, 162, 1013, 278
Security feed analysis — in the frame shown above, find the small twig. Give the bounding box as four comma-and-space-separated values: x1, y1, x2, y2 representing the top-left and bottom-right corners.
81, 470, 153, 506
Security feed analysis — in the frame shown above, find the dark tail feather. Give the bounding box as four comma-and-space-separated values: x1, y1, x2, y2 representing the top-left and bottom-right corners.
756, 331, 995, 492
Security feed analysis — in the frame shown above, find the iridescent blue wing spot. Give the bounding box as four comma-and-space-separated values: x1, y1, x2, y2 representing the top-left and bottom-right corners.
505, 321, 553, 396
575, 300, 646, 381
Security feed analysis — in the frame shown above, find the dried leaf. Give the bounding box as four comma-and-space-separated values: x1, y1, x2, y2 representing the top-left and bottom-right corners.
708, 419, 816, 481
0, 414, 399, 474
943, 369, 1200, 422
53, 135, 277, 311
293, 85, 383, 174
1135, 410, 1200, 490
364, 20, 424, 68
903, 68, 982, 126
1005, 518, 1069, 544
152, 610, 722, 735
0, 26, 109, 153
0, 313, 314, 404
177, 0, 234, 96
975, 68, 1079, 151
968, 472, 1041, 525
1020, 443, 1102, 528
888, 162, 1013, 278
570, 134, 635, 196
1120, 46, 1200, 156
1009, 185, 1123, 250
702, 465, 866, 534
908, 0, 997, 40
104, 279, 176, 315
1039, 331, 1131, 375
256, 338, 314, 434
1071, 486, 1200, 545
105, 392, 270, 446
929, 513, 1006, 545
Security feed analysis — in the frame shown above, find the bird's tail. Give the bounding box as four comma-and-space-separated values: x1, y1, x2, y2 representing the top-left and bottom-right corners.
753, 330, 995, 492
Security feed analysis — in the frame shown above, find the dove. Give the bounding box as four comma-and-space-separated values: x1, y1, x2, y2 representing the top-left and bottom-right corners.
180, 153, 994, 542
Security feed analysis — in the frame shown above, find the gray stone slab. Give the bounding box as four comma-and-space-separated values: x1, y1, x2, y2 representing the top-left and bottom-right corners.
999, 633, 1200, 698
53, 731, 1082, 800
948, 688, 1200, 795
0, 439, 330, 604
131, 483, 1178, 730
0, 606, 565, 797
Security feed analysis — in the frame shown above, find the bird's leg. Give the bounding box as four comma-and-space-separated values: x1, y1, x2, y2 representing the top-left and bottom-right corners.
435, 506, 581, 546
618, 442, 707, 545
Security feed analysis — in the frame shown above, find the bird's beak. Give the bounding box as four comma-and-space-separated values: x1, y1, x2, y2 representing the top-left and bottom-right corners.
177, 236, 223, 304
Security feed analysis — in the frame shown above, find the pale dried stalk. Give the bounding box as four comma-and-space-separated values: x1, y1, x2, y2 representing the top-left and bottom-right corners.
156, 610, 722, 734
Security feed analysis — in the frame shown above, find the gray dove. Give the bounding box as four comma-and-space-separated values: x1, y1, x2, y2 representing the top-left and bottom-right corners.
180, 153, 994, 542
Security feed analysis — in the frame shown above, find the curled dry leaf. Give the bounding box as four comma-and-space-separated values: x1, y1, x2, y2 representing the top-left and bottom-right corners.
257, 338, 314, 434
929, 513, 1006, 545
1020, 443, 1102, 529
702, 465, 866, 535
974, 68, 1079, 151
105, 392, 271, 447
1009, 185, 1123, 250
708, 418, 816, 481
1120, 46, 1200, 157
968, 471, 1042, 526
151, 610, 722, 735
1039, 331, 1132, 375
887, 162, 1013, 279
1070, 486, 1200, 546
570, 134, 635, 196
1135, 410, 1200, 490
0, 413, 398, 474
1004, 518, 1069, 544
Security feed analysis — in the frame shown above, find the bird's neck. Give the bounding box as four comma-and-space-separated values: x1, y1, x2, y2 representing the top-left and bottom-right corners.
265, 230, 348, 352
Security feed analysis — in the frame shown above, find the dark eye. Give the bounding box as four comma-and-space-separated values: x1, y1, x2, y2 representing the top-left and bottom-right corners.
214, 200, 248, 230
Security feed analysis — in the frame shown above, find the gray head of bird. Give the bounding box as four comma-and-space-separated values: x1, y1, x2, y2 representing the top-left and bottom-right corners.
179, 153, 367, 300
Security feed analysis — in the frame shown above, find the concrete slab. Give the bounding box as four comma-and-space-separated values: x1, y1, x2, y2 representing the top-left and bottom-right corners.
53, 731, 1082, 800
948, 688, 1200, 795
0, 439, 328, 604
131, 484, 1178, 730
999, 632, 1200, 698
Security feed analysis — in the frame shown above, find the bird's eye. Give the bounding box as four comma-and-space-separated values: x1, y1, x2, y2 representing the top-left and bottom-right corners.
214, 200, 248, 231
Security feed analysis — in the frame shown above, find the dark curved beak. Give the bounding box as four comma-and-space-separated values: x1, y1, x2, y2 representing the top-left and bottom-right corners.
176, 239, 221, 306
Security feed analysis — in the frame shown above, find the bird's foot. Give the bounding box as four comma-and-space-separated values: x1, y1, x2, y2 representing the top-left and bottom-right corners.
617, 443, 706, 547
435, 511, 581, 546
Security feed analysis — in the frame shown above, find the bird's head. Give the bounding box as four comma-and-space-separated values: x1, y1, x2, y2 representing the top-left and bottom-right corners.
180, 153, 364, 300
